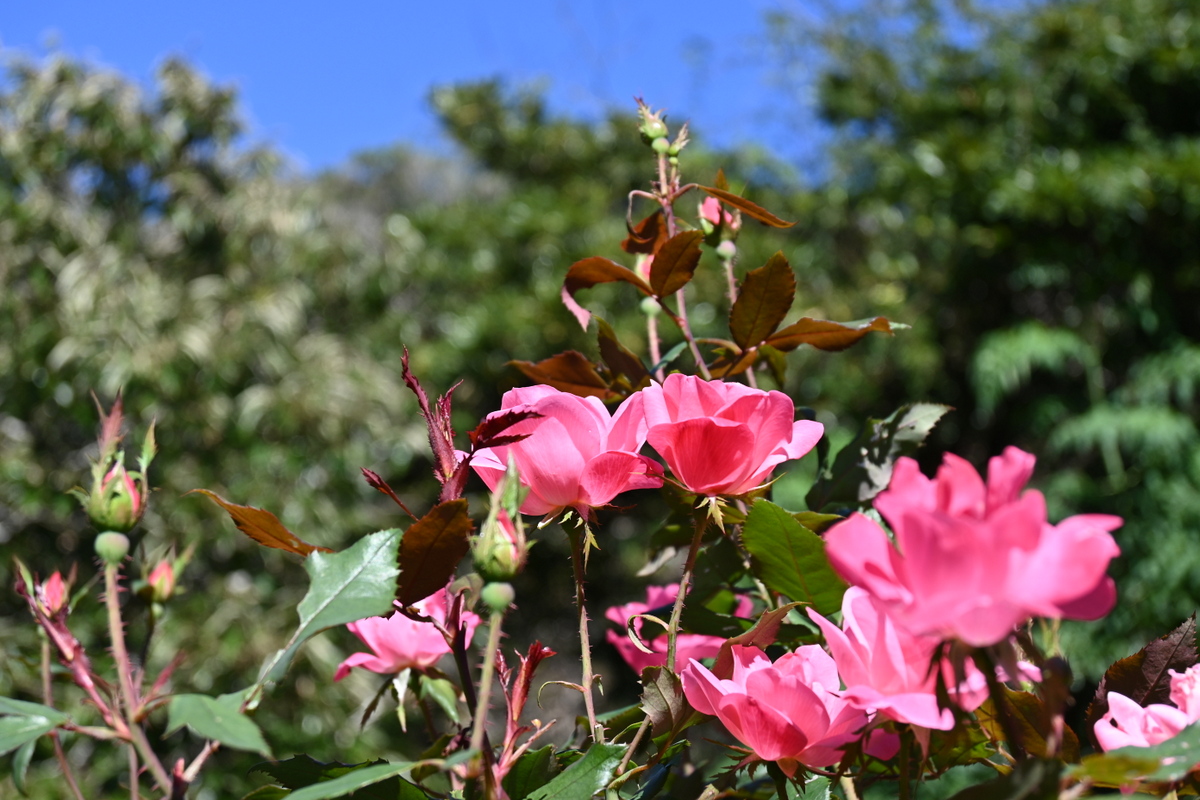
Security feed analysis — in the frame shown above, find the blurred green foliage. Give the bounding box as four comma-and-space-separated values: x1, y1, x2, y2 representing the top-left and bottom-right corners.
1, 0, 1199, 793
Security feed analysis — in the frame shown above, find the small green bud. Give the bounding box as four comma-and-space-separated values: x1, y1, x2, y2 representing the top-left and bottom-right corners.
668, 143, 681, 157
640, 296, 661, 317
716, 240, 738, 260
642, 119, 668, 139
651, 137, 671, 154
480, 582, 515, 613
95, 532, 130, 566
668, 156, 679, 166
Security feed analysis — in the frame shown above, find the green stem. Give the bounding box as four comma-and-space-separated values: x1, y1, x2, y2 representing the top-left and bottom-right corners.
105, 565, 172, 793
470, 610, 505, 754
567, 523, 604, 744
899, 728, 912, 800
665, 510, 708, 672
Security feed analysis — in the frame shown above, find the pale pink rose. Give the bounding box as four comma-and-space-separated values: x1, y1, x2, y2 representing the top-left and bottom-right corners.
700, 197, 740, 231
471, 386, 663, 517
635, 254, 653, 283
825, 447, 1121, 646
682, 645, 868, 775
1170, 664, 1200, 722
335, 589, 479, 681
1095, 692, 1191, 751
638, 374, 823, 497
605, 584, 752, 674
807, 587, 1026, 730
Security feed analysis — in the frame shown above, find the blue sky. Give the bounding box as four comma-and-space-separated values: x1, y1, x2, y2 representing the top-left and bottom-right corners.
0, 1, 826, 173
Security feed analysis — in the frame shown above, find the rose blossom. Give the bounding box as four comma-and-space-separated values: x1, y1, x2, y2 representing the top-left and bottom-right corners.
807, 587, 1027, 730
638, 374, 823, 497
605, 584, 752, 674
1094, 664, 1200, 751
471, 386, 663, 517
682, 645, 868, 775
825, 447, 1121, 647
335, 589, 479, 681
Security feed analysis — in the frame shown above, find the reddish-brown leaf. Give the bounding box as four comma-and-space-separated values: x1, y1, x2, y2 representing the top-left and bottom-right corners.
561, 256, 653, 329
401, 348, 459, 484
728, 251, 796, 350
710, 603, 801, 680
510, 351, 616, 400
766, 316, 895, 352
360, 468, 417, 520
398, 499, 474, 607
708, 349, 759, 379
597, 318, 650, 391
1086, 616, 1198, 740
622, 211, 668, 254
698, 186, 795, 228
649, 231, 704, 297
190, 490, 332, 556
468, 408, 541, 449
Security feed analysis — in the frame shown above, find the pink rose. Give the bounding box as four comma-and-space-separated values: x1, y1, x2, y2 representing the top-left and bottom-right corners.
605, 584, 752, 674
471, 386, 664, 517
1170, 664, 1200, 721
639, 374, 824, 496
807, 587, 1013, 730
699, 197, 740, 232
1095, 693, 1191, 751
825, 447, 1121, 646
39, 572, 68, 616
682, 645, 868, 775
335, 589, 479, 681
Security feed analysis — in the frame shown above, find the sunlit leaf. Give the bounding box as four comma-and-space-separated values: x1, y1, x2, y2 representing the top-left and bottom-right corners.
648, 231, 703, 297
190, 490, 332, 556
729, 251, 796, 349
622, 211, 667, 254
976, 686, 1079, 762
741, 500, 846, 615
525, 743, 626, 800
262, 530, 401, 683
698, 185, 795, 228
640, 666, 688, 737
596, 318, 650, 391
561, 256, 652, 329
766, 316, 896, 353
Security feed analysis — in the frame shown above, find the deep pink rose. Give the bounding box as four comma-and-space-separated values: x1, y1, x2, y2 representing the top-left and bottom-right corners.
807, 587, 1013, 730
639, 374, 823, 496
699, 197, 740, 232
825, 447, 1121, 646
471, 386, 664, 516
335, 589, 479, 681
682, 645, 868, 775
605, 584, 752, 674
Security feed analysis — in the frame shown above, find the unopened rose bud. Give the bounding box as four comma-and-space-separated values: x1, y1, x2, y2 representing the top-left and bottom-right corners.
474, 509, 528, 583
716, 240, 738, 260
95, 531, 130, 565
636, 98, 670, 142
39, 572, 68, 616
640, 296, 661, 317
147, 561, 176, 603
86, 465, 143, 532
651, 137, 671, 154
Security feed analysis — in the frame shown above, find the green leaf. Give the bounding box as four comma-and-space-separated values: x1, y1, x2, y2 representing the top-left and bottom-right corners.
283, 761, 416, 800
741, 500, 847, 615
786, 775, 831, 800
947, 758, 1061, 800
262, 529, 401, 683
806, 403, 951, 512
502, 745, 559, 800
419, 675, 462, 726
240, 787, 290, 800
729, 252, 796, 350
525, 743, 626, 800
0, 698, 69, 757
398, 500, 472, 607
166, 693, 272, 758
976, 687, 1080, 763
12, 738, 36, 796
648, 231, 703, 297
